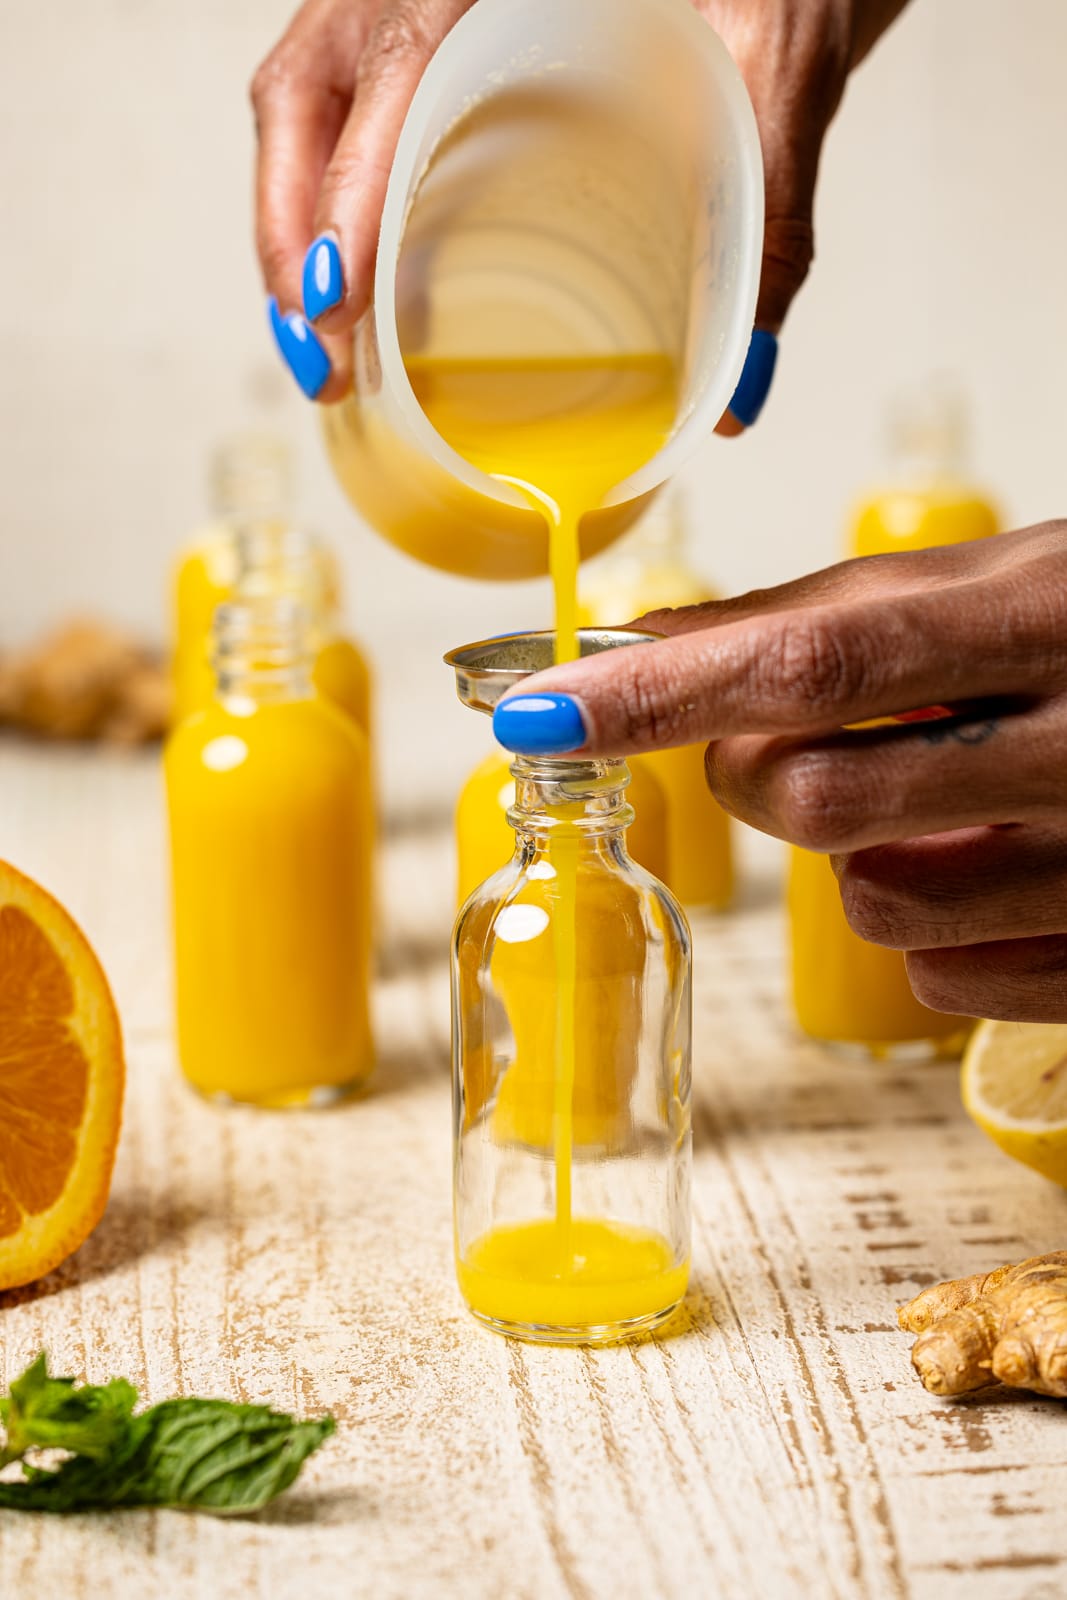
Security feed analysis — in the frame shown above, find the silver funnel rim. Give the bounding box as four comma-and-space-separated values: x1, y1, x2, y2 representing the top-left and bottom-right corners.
444, 627, 662, 715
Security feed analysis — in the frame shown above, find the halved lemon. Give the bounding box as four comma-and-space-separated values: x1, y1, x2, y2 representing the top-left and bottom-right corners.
961, 1019, 1067, 1187
0, 860, 125, 1289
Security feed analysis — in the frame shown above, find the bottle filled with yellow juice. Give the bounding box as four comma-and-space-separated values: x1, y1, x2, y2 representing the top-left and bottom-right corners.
789, 385, 999, 1056
170, 435, 372, 737
170, 433, 281, 723
165, 597, 374, 1106
579, 492, 733, 909
453, 748, 691, 1343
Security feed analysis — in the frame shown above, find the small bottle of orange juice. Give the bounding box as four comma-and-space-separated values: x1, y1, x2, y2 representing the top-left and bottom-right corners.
578, 491, 733, 909
233, 524, 372, 743
170, 435, 372, 738
165, 597, 374, 1105
789, 383, 999, 1057
171, 434, 285, 723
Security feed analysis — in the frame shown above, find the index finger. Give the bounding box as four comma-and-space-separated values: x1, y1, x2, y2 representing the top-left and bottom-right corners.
493, 540, 1065, 757
251, 0, 368, 309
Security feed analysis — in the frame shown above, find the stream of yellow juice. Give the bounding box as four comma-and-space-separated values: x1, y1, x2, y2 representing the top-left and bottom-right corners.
422, 353, 688, 1328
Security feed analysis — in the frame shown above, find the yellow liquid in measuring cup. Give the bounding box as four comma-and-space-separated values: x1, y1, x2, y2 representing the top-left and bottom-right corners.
424, 352, 688, 1330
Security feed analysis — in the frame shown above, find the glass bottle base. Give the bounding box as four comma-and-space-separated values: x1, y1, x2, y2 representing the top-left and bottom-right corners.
815, 1030, 970, 1064
463, 1298, 685, 1346
185, 1072, 372, 1110
456, 1218, 689, 1344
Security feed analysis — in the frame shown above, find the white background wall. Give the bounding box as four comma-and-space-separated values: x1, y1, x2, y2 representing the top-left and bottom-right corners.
1, 0, 1065, 815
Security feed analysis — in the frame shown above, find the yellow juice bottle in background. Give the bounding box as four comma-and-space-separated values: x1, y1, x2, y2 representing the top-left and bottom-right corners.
170, 434, 372, 737
234, 525, 373, 742
579, 491, 733, 909
852, 382, 999, 557
165, 597, 374, 1106
171, 434, 283, 723
455, 746, 668, 907
789, 383, 999, 1056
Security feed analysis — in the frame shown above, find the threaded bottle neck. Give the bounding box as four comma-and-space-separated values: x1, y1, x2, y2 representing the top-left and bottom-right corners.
212, 597, 314, 703
887, 382, 969, 485
209, 433, 293, 521
507, 756, 634, 839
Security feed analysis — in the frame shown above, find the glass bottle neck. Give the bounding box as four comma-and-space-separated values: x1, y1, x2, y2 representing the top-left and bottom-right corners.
212, 599, 315, 707
233, 524, 339, 640
209, 434, 292, 522
507, 756, 634, 844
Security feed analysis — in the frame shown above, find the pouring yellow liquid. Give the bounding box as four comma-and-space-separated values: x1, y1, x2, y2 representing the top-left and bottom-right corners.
420, 351, 688, 1329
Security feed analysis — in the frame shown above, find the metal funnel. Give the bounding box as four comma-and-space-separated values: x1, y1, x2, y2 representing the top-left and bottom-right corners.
444, 628, 661, 716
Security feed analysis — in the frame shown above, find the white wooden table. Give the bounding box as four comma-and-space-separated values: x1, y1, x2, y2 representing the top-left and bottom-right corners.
1, 742, 1066, 1600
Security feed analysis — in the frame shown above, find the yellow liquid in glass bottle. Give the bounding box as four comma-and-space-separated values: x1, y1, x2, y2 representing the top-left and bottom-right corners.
171, 531, 238, 725
421, 351, 690, 1328
171, 533, 372, 737
165, 628, 374, 1106
789, 446, 998, 1053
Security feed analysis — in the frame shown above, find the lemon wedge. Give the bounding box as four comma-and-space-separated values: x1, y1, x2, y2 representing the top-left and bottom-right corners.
961, 1020, 1067, 1187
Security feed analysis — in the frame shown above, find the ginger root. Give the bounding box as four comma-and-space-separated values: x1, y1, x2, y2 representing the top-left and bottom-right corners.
899, 1251, 1067, 1398
0, 620, 170, 745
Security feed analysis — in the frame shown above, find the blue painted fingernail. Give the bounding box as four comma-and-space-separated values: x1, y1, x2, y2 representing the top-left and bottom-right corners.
493, 694, 586, 755
302, 234, 344, 321
267, 297, 331, 399
728, 328, 779, 427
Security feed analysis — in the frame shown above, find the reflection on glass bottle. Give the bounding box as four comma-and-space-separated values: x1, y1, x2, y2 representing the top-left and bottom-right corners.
165, 597, 374, 1106
789, 380, 999, 1057
579, 490, 733, 909
452, 754, 692, 1344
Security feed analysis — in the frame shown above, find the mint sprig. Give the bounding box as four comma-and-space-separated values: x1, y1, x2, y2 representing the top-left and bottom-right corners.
0, 1354, 334, 1514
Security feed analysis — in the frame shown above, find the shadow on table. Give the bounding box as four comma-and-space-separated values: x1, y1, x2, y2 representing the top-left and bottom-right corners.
250, 1484, 376, 1526
0, 1191, 212, 1310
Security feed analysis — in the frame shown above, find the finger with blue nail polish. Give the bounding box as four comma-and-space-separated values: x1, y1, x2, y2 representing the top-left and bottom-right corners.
727, 328, 779, 428
493, 694, 587, 756
303, 234, 344, 322
268, 297, 332, 400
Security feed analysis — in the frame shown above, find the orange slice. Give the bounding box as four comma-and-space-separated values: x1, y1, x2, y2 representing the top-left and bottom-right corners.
0, 861, 124, 1289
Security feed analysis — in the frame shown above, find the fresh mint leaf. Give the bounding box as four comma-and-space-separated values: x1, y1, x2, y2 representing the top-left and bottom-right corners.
0, 1354, 334, 1515
0, 1353, 136, 1467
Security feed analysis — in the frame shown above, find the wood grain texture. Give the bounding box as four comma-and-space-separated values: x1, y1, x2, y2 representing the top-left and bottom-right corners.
1, 742, 1065, 1600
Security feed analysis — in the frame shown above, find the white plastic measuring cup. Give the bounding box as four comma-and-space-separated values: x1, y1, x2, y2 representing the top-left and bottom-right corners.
323, 0, 763, 580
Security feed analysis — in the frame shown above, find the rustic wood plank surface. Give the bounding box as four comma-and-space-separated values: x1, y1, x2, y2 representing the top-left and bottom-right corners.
1, 742, 1066, 1600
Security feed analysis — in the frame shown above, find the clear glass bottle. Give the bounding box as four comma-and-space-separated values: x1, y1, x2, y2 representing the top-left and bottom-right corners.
453, 753, 692, 1344
454, 744, 668, 908
165, 597, 374, 1106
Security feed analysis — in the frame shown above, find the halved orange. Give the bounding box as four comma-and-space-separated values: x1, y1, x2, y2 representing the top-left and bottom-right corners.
0, 860, 124, 1289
